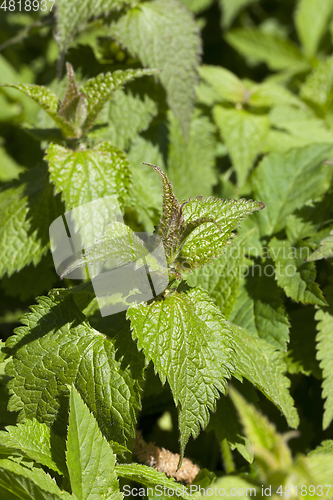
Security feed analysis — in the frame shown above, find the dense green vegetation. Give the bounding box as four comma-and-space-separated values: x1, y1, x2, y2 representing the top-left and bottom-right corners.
0, 0, 333, 498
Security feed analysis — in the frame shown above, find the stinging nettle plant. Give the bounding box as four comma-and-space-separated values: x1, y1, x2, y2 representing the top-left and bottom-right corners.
1, 0, 333, 498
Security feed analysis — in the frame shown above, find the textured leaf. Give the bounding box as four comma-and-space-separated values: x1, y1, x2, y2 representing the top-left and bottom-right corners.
179, 196, 265, 268
268, 105, 333, 145
198, 65, 245, 104
206, 389, 254, 463
0, 165, 63, 278
315, 286, 333, 429
67, 386, 121, 500
5, 290, 145, 447
55, 0, 136, 53
214, 106, 269, 187
127, 287, 235, 456
308, 230, 333, 261
248, 82, 304, 109
301, 56, 333, 114
60, 221, 149, 279
0, 419, 66, 475
309, 440, 333, 456
251, 144, 333, 237
0, 458, 73, 500
219, 0, 259, 29
168, 112, 217, 201
225, 29, 309, 72
229, 323, 299, 428
109, 0, 201, 137
229, 387, 293, 471
116, 463, 193, 499
81, 68, 158, 134
91, 89, 157, 150
229, 263, 290, 350
0, 83, 77, 138
295, 0, 333, 59
46, 142, 131, 250
269, 238, 327, 306
185, 231, 251, 317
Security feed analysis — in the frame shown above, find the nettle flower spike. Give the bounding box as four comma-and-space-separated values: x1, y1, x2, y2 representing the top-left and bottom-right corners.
147, 163, 266, 276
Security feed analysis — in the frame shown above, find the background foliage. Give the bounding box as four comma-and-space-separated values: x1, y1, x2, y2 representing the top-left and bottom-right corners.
1, 0, 333, 498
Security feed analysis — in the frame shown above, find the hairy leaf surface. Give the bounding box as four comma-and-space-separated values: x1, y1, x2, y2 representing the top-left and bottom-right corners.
5, 290, 145, 447
127, 287, 235, 456
0, 458, 74, 500
229, 265, 290, 350
109, 0, 201, 137
0, 419, 66, 475
180, 197, 265, 267
0, 165, 63, 278
55, 0, 136, 54
66, 386, 121, 500
229, 323, 299, 428
252, 144, 333, 236
269, 238, 327, 306
168, 112, 217, 201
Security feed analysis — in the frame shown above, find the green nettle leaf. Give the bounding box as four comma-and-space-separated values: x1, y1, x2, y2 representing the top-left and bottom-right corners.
251, 144, 333, 237
225, 29, 310, 72
80, 68, 158, 135
229, 323, 299, 428
0, 164, 63, 278
206, 389, 254, 463
309, 440, 333, 456
219, 0, 259, 29
127, 287, 235, 456
295, 0, 333, 59
5, 290, 145, 447
301, 56, 333, 114
0, 458, 74, 500
198, 65, 245, 104
55, 0, 136, 54
315, 286, 333, 430
91, 89, 158, 150
229, 264, 290, 350
179, 196, 265, 268
66, 386, 122, 500
269, 238, 327, 306
46, 142, 131, 249
308, 230, 333, 262
213, 106, 269, 187
0, 83, 78, 138
168, 111, 217, 201
109, 0, 201, 137
60, 222, 149, 279
185, 231, 251, 318
0, 419, 67, 475
116, 463, 193, 500
229, 387, 293, 471
268, 105, 333, 147
248, 82, 304, 109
